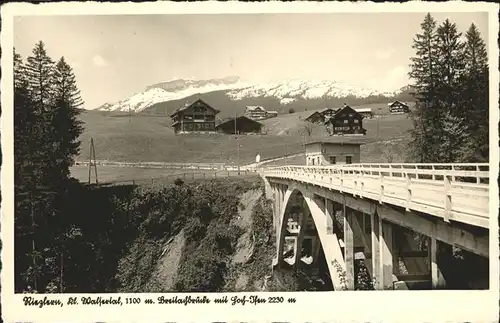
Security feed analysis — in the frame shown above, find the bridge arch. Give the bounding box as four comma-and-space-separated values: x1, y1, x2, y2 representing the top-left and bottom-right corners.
274, 184, 347, 291
264, 163, 490, 290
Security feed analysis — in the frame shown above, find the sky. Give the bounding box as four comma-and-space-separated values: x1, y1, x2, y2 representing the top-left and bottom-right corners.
14, 12, 488, 110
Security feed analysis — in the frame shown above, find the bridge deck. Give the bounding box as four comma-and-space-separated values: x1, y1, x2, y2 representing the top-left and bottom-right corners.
261, 163, 490, 229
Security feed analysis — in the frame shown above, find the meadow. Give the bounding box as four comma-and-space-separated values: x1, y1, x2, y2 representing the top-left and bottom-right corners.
75, 102, 414, 173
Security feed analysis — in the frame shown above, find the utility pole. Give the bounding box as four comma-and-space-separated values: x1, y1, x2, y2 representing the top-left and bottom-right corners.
234, 110, 240, 175
377, 117, 380, 140
129, 106, 131, 123
88, 137, 98, 184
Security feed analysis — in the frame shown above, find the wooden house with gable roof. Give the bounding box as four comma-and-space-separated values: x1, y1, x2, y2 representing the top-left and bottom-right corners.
388, 100, 410, 114
325, 103, 367, 136
170, 99, 219, 134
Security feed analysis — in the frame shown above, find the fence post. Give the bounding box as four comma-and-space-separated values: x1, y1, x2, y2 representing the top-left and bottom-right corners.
406, 172, 411, 211
340, 169, 344, 193
379, 171, 384, 204
444, 175, 451, 223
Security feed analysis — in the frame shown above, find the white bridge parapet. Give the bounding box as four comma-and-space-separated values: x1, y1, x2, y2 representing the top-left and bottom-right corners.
260, 163, 490, 229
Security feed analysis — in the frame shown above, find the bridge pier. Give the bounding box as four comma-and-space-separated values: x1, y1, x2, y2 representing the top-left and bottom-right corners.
324, 197, 334, 234
429, 236, 446, 289
379, 219, 394, 290
264, 178, 273, 200
311, 236, 321, 265
273, 183, 295, 268
293, 198, 309, 269
371, 212, 381, 289
264, 165, 489, 291
343, 205, 355, 290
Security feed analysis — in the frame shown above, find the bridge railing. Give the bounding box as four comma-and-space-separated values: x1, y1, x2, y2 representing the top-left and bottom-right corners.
260, 163, 490, 228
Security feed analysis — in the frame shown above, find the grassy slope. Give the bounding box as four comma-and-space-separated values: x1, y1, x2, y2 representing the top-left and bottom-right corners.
77, 102, 414, 165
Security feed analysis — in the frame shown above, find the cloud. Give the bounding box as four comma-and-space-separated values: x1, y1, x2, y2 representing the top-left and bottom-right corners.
92, 54, 108, 67
368, 65, 409, 92
375, 49, 395, 60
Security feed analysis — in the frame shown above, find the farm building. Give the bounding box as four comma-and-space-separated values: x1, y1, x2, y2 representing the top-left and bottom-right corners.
215, 116, 264, 134
266, 110, 279, 118
305, 111, 326, 124
305, 108, 337, 124
388, 101, 410, 114
170, 99, 219, 134
354, 107, 374, 119
325, 104, 367, 136
245, 106, 268, 120
305, 139, 364, 166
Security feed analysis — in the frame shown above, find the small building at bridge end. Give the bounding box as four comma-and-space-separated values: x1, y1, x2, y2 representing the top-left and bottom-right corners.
305, 139, 365, 166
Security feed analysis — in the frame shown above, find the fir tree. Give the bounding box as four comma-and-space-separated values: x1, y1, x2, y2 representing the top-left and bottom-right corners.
15, 42, 86, 293
460, 23, 489, 161
408, 13, 440, 162
14, 48, 39, 291
51, 57, 85, 179
439, 111, 467, 162
434, 19, 466, 162
25, 40, 56, 112
25, 41, 57, 186
14, 49, 36, 188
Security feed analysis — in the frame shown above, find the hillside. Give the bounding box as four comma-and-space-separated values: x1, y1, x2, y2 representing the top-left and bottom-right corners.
76, 102, 414, 165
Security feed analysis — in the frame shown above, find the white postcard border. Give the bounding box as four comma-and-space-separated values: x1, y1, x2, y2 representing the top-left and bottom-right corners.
1, 1, 499, 322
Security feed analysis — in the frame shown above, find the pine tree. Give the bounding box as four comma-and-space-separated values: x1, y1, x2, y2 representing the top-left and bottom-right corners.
434, 19, 467, 162
439, 111, 467, 162
51, 57, 84, 179
25, 41, 57, 186
460, 23, 489, 161
14, 48, 38, 291
407, 13, 440, 162
15, 41, 87, 292
25, 41, 56, 113
14, 49, 36, 188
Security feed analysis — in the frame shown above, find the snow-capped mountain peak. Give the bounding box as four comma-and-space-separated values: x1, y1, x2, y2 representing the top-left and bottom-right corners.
226, 78, 395, 105
95, 76, 405, 113
96, 76, 248, 112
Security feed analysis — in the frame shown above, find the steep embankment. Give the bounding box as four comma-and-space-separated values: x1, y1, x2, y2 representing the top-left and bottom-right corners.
114, 178, 282, 293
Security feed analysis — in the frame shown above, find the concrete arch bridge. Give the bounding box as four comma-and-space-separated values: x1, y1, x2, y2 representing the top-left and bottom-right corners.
260, 163, 490, 290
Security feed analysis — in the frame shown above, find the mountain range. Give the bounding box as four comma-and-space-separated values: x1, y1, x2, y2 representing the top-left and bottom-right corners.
95, 77, 414, 118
